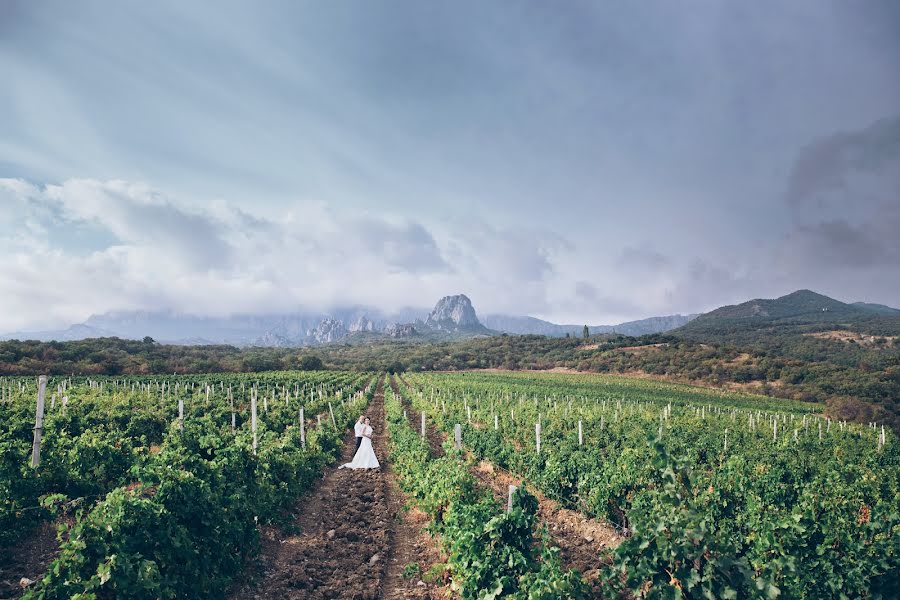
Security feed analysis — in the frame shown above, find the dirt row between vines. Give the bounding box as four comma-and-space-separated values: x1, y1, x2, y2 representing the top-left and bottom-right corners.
0, 521, 60, 599
231, 378, 449, 600
394, 376, 621, 595
469, 461, 621, 594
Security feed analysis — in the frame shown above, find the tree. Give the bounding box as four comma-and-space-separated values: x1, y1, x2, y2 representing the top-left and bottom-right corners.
583, 325, 589, 339
386, 361, 406, 375
298, 354, 324, 371
142, 336, 155, 344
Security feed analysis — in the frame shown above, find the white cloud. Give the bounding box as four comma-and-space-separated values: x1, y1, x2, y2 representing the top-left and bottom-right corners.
2, 165, 898, 333
0, 178, 576, 330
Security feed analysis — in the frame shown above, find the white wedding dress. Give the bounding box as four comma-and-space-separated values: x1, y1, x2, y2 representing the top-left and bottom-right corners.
340, 425, 380, 469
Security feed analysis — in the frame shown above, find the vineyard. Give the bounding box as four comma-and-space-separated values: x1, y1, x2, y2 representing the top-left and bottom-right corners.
0, 372, 374, 598
397, 371, 899, 598
1, 370, 897, 599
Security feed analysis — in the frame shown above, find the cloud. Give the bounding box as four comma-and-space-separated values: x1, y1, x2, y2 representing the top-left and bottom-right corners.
0, 177, 578, 330
778, 115, 900, 276
617, 246, 671, 272
351, 219, 448, 274
786, 115, 900, 213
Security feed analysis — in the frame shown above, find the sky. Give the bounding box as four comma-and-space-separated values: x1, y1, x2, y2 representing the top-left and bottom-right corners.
1, 0, 899, 332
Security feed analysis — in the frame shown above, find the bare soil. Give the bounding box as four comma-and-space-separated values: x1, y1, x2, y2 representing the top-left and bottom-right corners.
804, 330, 896, 346
0, 521, 59, 599
231, 378, 450, 600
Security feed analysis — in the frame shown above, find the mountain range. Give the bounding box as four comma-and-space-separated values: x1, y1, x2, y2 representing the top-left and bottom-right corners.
4, 289, 895, 347
1, 294, 694, 346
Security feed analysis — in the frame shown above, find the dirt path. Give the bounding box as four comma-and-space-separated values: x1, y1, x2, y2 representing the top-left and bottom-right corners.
230, 378, 450, 600
231, 380, 393, 600
0, 522, 59, 599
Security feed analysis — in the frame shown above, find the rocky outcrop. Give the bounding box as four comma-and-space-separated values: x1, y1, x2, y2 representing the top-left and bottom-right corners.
309, 318, 347, 344
385, 323, 418, 338
349, 315, 375, 333
424, 294, 486, 332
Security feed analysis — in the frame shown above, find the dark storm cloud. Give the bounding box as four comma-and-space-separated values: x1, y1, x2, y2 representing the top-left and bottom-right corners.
780, 115, 900, 271
786, 115, 900, 211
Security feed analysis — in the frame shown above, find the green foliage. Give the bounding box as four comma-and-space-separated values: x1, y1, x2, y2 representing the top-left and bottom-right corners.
384, 383, 587, 599
403, 371, 900, 599
401, 562, 420, 579
604, 438, 776, 599
0, 371, 373, 598
297, 354, 324, 370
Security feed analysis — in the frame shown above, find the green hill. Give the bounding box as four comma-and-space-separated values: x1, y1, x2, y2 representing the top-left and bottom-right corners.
678, 290, 900, 344
852, 301, 900, 315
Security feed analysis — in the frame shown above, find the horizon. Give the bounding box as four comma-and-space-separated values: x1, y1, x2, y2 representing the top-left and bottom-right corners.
3, 287, 895, 339
2, 1, 899, 331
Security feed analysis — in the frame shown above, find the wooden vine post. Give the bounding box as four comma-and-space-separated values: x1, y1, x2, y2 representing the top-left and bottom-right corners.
421, 411, 426, 438
454, 423, 462, 449
507, 484, 517, 513
251, 389, 258, 455
31, 376, 48, 468
535, 422, 541, 454
229, 387, 235, 432
299, 407, 306, 449
329, 402, 336, 428
578, 420, 583, 446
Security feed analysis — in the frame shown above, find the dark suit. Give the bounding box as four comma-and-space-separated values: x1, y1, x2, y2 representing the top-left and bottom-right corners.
354, 422, 364, 453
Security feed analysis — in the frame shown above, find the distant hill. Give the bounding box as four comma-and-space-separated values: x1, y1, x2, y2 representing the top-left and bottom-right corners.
607, 314, 699, 336
481, 315, 574, 336
690, 290, 854, 321
852, 302, 900, 315
677, 289, 900, 343
482, 313, 697, 337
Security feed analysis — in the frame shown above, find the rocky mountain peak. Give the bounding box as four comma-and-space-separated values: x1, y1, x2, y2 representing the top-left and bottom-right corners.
349, 315, 375, 333
425, 294, 484, 332
310, 318, 347, 344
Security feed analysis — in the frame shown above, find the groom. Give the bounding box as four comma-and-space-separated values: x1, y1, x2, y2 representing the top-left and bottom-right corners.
354, 415, 365, 453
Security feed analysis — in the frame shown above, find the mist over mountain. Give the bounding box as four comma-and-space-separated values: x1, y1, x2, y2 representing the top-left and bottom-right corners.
482, 313, 697, 337
0, 293, 698, 346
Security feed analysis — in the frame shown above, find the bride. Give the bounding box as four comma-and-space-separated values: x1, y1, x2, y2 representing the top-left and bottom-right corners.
340, 417, 380, 469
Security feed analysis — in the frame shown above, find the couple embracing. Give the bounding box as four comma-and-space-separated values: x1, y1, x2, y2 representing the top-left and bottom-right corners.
340, 415, 380, 469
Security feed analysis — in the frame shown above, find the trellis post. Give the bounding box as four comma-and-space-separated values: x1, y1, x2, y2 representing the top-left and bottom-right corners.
31, 376, 48, 468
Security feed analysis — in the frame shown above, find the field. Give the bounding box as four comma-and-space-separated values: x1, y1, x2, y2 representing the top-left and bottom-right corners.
1, 370, 897, 599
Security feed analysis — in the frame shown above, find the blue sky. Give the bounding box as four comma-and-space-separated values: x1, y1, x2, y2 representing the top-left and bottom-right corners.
1, 0, 899, 331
